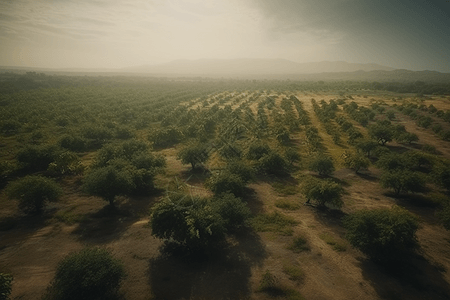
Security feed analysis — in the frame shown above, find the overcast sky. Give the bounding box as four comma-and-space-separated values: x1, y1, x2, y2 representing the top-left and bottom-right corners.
0, 0, 449, 71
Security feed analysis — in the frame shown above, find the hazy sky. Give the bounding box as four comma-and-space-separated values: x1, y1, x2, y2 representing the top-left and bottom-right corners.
0, 0, 449, 71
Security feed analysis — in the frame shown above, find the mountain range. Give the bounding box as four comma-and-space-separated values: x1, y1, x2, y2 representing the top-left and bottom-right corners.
121, 59, 395, 75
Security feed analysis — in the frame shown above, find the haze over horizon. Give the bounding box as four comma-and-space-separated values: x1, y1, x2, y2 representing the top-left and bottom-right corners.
1, 0, 449, 72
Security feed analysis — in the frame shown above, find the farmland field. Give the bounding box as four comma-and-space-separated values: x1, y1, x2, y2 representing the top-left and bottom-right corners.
1, 73, 450, 300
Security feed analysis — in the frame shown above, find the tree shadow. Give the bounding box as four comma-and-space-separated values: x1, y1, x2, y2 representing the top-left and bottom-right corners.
71, 194, 160, 243
147, 228, 267, 300
359, 254, 450, 300
356, 171, 379, 182
242, 187, 264, 215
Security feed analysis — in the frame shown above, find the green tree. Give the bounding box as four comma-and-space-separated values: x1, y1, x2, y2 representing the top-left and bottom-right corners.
211, 193, 251, 232
343, 206, 419, 263
47, 152, 84, 177
308, 153, 335, 177
368, 123, 393, 145
44, 248, 126, 300
83, 166, 135, 206
356, 139, 378, 158
245, 141, 270, 160
6, 176, 62, 214
205, 172, 246, 197
0, 273, 13, 300
380, 170, 425, 195
343, 151, 370, 174
301, 176, 343, 208
258, 152, 288, 176
177, 143, 209, 170
284, 147, 301, 166
150, 194, 226, 253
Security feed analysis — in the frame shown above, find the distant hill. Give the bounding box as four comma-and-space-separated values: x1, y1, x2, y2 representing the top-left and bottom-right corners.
121, 59, 395, 75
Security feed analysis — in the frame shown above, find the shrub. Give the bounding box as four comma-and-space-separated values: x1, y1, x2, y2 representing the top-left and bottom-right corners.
59, 134, 87, 152
251, 211, 297, 236
44, 248, 126, 300
301, 176, 343, 208
16, 144, 60, 172
343, 206, 419, 263
258, 152, 288, 176
0, 273, 13, 300
308, 153, 335, 177
177, 143, 209, 170
245, 141, 270, 160
380, 170, 425, 195
150, 194, 228, 253
205, 172, 246, 196
6, 176, 62, 214
211, 193, 251, 232
343, 151, 370, 173
225, 161, 254, 183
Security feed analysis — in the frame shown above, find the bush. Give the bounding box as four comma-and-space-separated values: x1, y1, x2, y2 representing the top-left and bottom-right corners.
16, 144, 60, 172
380, 170, 425, 195
343, 151, 370, 173
258, 152, 288, 176
205, 172, 246, 197
225, 161, 254, 183
177, 143, 209, 170
245, 141, 270, 160
212, 193, 251, 232
6, 176, 62, 214
308, 153, 335, 177
82, 165, 135, 206
0, 273, 13, 300
301, 176, 343, 208
344, 206, 419, 263
150, 194, 229, 253
59, 134, 87, 152
44, 248, 126, 300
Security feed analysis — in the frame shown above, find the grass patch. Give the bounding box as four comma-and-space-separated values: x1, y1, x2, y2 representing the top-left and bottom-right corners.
282, 263, 304, 282
271, 182, 299, 196
251, 211, 298, 236
287, 236, 310, 253
319, 232, 347, 252
275, 199, 301, 210
258, 270, 305, 299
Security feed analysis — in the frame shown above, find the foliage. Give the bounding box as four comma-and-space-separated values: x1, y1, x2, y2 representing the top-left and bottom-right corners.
59, 134, 87, 152
380, 170, 425, 195
6, 176, 62, 214
16, 144, 60, 172
432, 161, 450, 192
211, 193, 251, 232
308, 153, 335, 177
437, 200, 450, 230
245, 141, 270, 160
257, 152, 289, 176
368, 122, 393, 145
356, 139, 379, 157
0, 273, 13, 300
343, 151, 370, 173
150, 193, 249, 253
176, 143, 209, 169
343, 206, 419, 263
44, 247, 126, 300
224, 160, 254, 183
284, 147, 301, 165
82, 165, 135, 205
149, 126, 183, 148
205, 172, 246, 196
301, 176, 343, 208
47, 152, 84, 177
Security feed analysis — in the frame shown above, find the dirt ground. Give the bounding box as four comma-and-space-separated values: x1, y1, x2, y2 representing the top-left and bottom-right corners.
1, 93, 450, 300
